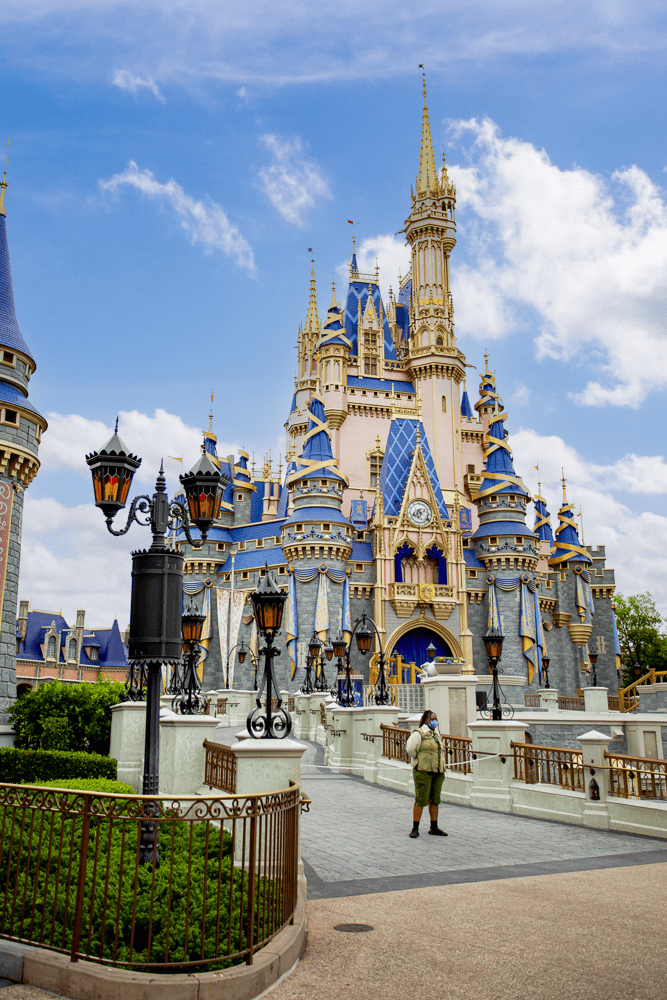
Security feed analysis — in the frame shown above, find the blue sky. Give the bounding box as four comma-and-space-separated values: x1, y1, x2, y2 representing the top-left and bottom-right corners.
3, 0, 667, 624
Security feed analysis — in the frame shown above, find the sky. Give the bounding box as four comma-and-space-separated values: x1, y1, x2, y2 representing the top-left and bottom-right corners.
2, 0, 667, 625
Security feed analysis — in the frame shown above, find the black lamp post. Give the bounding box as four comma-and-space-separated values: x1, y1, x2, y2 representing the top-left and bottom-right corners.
246, 571, 292, 739
332, 634, 353, 705
225, 638, 255, 689
173, 599, 206, 715
542, 656, 551, 689
334, 613, 390, 707
482, 627, 505, 722
588, 652, 598, 687
86, 423, 226, 864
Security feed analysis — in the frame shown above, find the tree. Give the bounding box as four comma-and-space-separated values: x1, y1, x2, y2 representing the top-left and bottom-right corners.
8, 677, 126, 755
614, 593, 667, 689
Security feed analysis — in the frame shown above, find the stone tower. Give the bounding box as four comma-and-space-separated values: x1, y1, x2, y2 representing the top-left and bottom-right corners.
0, 171, 47, 719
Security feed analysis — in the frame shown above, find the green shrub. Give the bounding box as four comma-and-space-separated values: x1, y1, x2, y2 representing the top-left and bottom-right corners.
8, 678, 126, 755
38, 778, 134, 794
41, 717, 69, 751
0, 747, 117, 785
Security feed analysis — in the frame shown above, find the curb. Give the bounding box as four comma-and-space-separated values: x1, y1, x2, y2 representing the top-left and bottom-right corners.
0, 885, 307, 1000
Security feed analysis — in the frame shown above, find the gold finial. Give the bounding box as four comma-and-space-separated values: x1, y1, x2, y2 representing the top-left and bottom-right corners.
417, 70, 437, 195
561, 468, 567, 502
578, 506, 585, 544
208, 391, 214, 433
0, 137, 9, 217
484, 351, 490, 371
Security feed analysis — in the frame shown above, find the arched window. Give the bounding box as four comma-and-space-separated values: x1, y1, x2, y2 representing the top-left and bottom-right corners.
46, 635, 56, 659
441, 395, 447, 413
436, 336, 443, 347
68, 639, 77, 661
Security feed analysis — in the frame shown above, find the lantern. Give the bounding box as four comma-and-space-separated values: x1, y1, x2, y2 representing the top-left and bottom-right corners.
426, 642, 437, 661
483, 627, 504, 663
179, 452, 226, 539
85, 425, 141, 520
355, 622, 373, 655
324, 642, 334, 661
251, 570, 287, 635
332, 635, 348, 659
308, 634, 322, 659
181, 599, 206, 645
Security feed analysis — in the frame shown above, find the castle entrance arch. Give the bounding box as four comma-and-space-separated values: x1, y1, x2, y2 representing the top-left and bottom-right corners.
386, 622, 461, 683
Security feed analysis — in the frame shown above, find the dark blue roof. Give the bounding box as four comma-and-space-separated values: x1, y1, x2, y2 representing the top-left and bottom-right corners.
0, 215, 35, 364
218, 548, 285, 572
347, 376, 415, 394
533, 496, 554, 543
288, 396, 347, 485
276, 484, 289, 518
344, 280, 397, 360
464, 548, 486, 568
0, 381, 44, 420
230, 520, 286, 541
460, 390, 473, 419
350, 541, 374, 561
250, 481, 266, 523
380, 419, 449, 520
397, 278, 412, 340
551, 503, 591, 565
17, 611, 127, 668
472, 521, 537, 540
282, 506, 351, 527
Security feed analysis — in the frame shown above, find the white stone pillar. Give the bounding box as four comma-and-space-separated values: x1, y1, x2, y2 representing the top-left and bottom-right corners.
352, 705, 399, 782
226, 689, 255, 727
232, 738, 308, 796
328, 707, 362, 773
421, 671, 478, 738
293, 693, 314, 740
158, 715, 220, 796
539, 689, 559, 712
109, 702, 146, 793
577, 730, 613, 830
467, 720, 529, 813
583, 687, 609, 714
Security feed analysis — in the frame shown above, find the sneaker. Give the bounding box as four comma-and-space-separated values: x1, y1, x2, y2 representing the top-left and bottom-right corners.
409, 828, 420, 838
428, 827, 448, 836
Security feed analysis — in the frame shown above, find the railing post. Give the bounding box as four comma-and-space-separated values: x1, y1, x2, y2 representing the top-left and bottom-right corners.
70, 794, 92, 963
245, 802, 257, 965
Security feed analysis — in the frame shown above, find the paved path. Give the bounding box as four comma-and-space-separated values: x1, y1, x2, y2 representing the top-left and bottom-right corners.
293, 739, 667, 898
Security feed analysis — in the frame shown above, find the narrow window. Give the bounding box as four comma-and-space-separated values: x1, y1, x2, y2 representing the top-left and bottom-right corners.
467, 464, 475, 474
369, 452, 383, 488
68, 639, 76, 660
441, 395, 447, 413
2, 352, 14, 365
47, 635, 56, 659
89, 648, 98, 662
237, 493, 244, 502
3, 410, 17, 425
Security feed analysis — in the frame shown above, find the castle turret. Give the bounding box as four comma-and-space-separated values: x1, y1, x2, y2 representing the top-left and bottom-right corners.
0, 170, 47, 719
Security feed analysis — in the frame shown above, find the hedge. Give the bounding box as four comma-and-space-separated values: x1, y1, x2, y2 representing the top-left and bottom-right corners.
9, 678, 126, 755
0, 748, 117, 785
39, 778, 134, 794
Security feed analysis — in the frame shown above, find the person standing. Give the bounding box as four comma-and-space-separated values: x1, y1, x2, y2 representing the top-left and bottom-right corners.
406, 709, 448, 838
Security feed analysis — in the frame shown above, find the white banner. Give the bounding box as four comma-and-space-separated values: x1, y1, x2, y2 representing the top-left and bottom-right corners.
228, 590, 245, 689
216, 588, 230, 685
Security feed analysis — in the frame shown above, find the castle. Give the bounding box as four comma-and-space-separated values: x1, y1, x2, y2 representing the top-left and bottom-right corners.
173, 80, 621, 701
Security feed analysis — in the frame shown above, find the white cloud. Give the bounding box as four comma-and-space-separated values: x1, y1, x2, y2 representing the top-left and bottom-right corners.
448, 118, 667, 407
112, 69, 165, 103
20, 497, 134, 629
258, 135, 331, 227
99, 161, 255, 271
237, 86, 247, 98
336, 233, 411, 301
511, 428, 667, 614
512, 382, 531, 406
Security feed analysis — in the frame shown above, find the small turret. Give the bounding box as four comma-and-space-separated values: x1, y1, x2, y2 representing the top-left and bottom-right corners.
549, 473, 591, 568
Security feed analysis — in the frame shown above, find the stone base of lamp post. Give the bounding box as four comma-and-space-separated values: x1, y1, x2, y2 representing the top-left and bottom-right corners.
159, 715, 220, 796
421, 672, 479, 738
583, 686, 609, 713
109, 701, 146, 793
539, 689, 559, 712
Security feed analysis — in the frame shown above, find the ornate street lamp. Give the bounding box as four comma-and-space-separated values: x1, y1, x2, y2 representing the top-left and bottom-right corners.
224, 638, 255, 689
332, 613, 390, 707
482, 627, 505, 722
315, 641, 333, 693
426, 642, 437, 662
247, 570, 292, 739
302, 654, 315, 695
173, 599, 206, 715
542, 656, 551, 689
588, 651, 598, 687
86, 424, 227, 865
331, 634, 352, 705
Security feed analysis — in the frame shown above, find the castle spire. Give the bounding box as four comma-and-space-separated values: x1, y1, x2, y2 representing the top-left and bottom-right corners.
549, 482, 591, 567
533, 473, 553, 543
417, 72, 438, 196
304, 259, 320, 333
0, 156, 35, 365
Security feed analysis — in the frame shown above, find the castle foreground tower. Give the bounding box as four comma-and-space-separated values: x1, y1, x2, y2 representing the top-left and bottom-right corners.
0, 173, 46, 719
173, 80, 621, 700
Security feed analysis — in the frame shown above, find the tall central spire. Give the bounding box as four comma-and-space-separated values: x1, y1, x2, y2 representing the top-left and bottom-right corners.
417, 72, 438, 196
304, 260, 319, 334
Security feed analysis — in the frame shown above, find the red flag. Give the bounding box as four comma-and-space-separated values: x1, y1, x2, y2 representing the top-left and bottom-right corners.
347, 219, 355, 224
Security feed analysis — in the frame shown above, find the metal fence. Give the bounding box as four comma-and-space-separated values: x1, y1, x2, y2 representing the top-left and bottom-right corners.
511, 742, 585, 791
0, 781, 301, 972
605, 752, 667, 800
524, 693, 540, 708
557, 696, 585, 711
203, 740, 237, 794
380, 725, 473, 773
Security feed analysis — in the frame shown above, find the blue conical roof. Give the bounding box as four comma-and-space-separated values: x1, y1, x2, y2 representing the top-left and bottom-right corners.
477, 408, 530, 501
549, 494, 591, 566
0, 215, 35, 364
286, 396, 348, 487
533, 492, 553, 543
460, 389, 473, 418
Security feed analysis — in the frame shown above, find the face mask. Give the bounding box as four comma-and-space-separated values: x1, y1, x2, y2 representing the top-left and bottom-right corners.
428, 719, 438, 730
